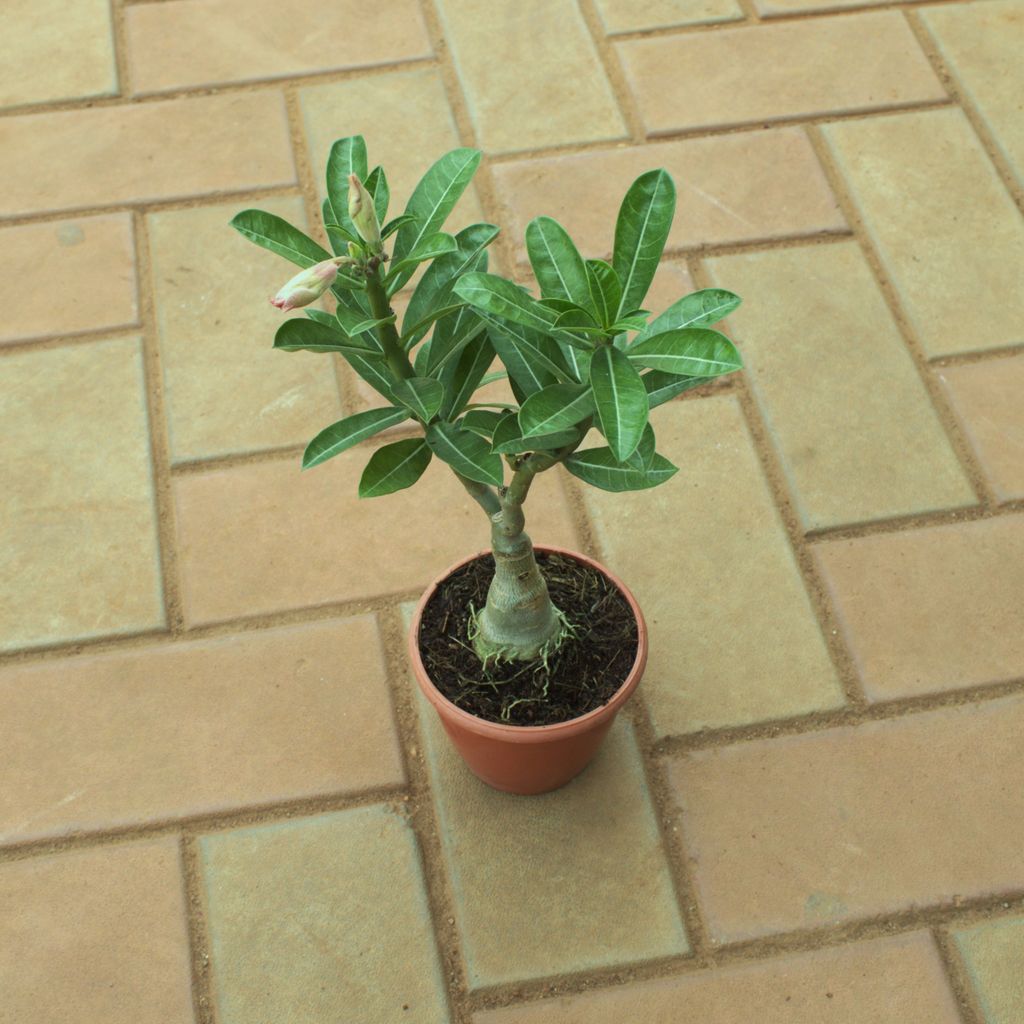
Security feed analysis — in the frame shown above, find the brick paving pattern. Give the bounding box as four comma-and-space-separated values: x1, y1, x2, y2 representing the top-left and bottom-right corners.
1, 1, 1021, 1022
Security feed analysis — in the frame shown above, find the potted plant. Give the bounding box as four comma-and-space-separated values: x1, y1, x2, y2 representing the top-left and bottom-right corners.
232, 135, 742, 794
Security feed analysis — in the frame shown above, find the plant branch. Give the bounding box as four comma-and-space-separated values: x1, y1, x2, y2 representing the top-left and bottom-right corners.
364, 263, 414, 382
454, 471, 502, 518
504, 420, 591, 507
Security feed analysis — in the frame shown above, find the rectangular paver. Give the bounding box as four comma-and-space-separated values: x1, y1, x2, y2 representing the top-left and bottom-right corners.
922, 0, 1024, 187
617, 13, 945, 134
0, 337, 164, 652
582, 397, 844, 737
955, 914, 1024, 1024
0, 618, 403, 844
813, 516, 1024, 701
667, 694, 1024, 942
149, 197, 341, 462
0, 92, 295, 218
476, 933, 961, 1023
492, 130, 845, 261
823, 108, 1024, 357
0, 214, 136, 344
706, 242, 975, 529
939, 355, 1024, 502
594, 0, 742, 31
200, 807, 448, 1024
436, 0, 626, 153
755, 0, 896, 14
0, 839, 194, 1024
126, 0, 431, 94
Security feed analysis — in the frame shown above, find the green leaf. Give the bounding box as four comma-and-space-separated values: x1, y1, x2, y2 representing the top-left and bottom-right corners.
585, 259, 622, 330
326, 136, 368, 241
334, 304, 394, 339
525, 216, 595, 318
612, 169, 676, 317
565, 447, 678, 492
389, 232, 458, 275
461, 409, 507, 438
643, 370, 710, 408
344, 350, 400, 404
424, 305, 486, 375
439, 332, 495, 417
302, 407, 409, 469
636, 288, 741, 342
589, 344, 649, 462
485, 320, 561, 396
625, 423, 656, 470
518, 383, 595, 437
453, 272, 557, 333
323, 199, 356, 255
609, 313, 649, 333
392, 148, 482, 291
230, 209, 331, 269
304, 308, 336, 327
392, 377, 445, 422
359, 438, 432, 498
552, 308, 604, 335
627, 327, 742, 377
426, 422, 504, 487
381, 213, 418, 240
365, 165, 389, 225
491, 412, 579, 454
273, 318, 378, 355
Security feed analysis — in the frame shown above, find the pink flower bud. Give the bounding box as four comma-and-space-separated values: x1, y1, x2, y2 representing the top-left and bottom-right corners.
269, 259, 339, 311
347, 173, 382, 250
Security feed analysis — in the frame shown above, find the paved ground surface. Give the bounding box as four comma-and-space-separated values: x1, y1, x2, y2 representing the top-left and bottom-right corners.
1, 0, 1023, 1021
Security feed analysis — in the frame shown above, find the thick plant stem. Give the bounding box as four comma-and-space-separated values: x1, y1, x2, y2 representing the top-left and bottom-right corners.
364, 264, 414, 382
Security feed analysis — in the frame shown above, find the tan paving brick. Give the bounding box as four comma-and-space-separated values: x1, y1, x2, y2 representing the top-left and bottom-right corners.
0, 92, 295, 218
668, 694, 1024, 942
0, 618, 402, 845
755, 0, 893, 15
939, 356, 1024, 502
922, 0, 1024, 187
476, 932, 961, 1023
0, 839, 194, 1024
495, 131, 845, 262
594, 0, 742, 31
126, 0, 431, 94
300, 66, 485, 231
416, 706, 687, 987
706, 243, 974, 529
0, 0, 116, 109
173, 446, 578, 625
200, 807, 448, 1024
814, 516, 1024, 701
0, 214, 136, 344
645, 260, 696, 313
955, 914, 1024, 1024
149, 197, 341, 463
0, 337, 163, 652
582, 397, 843, 737
617, 13, 945, 134
823, 108, 1024, 357
436, 0, 626, 153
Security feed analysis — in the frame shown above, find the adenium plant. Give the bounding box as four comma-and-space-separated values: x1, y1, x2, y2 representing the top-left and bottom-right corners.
232, 135, 742, 665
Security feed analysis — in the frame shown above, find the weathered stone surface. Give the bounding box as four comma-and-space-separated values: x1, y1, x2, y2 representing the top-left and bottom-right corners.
955, 914, 1024, 1024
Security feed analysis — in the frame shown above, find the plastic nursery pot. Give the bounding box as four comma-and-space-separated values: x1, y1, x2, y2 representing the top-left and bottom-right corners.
408, 545, 648, 796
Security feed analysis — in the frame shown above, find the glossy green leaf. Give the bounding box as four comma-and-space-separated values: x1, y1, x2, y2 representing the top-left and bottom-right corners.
345, 350, 400, 404
624, 423, 656, 470
461, 409, 506, 439
518, 383, 595, 437
389, 231, 458, 274
426, 422, 504, 487
491, 412, 579, 455
273, 318, 378, 355
589, 344, 649, 462
323, 199, 356, 255
334, 304, 394, 339
636, 288, 741, 342
525, 216, 595, 317
485, 320, 561, 396
612, 169, 676, 317
425, 305, 487, 375
364, 165, 389, 225
325, 136, 369, 241
627, 327, 742, 377
608, 313, 649, 333
381, 213, 418, 239
439, 332, 495, 417
642, 370, 710, 408
565, 447, 678, 492
392, 377, 445, 422
453, 273, 556, 333
302, 407, 409, 469
359, 438, 431, 498
230, 209, 331, 269
584, 259, 622, 331
304, 308, 336, 327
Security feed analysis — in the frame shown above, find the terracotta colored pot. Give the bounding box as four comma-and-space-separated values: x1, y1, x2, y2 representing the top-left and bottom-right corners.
408, 545, 648, 795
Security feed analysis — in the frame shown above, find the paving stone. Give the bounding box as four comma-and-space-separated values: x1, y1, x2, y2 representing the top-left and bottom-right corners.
814, 516, 1024, 701
126, 0, 431, 94
594, 0, 742, 31
706, 242, 974, 529
173, 445, 578, 625
149, 197, 341, 462
0, 92, 295, 218
200, 807, 448, 1024
582, 397, 842, 737
755, 0, 893, 14
644, 260, 696, 313
415, 702, 687, 987
955, 914, 1024, 1024
0, 337, 163, 652
435, 0, 625, 153
667, 694, 1024, 942
300, 67, 485, 232
0, 839, 194, 1024
0, 0, 116, 109
939, 356, 1024, 502
0, 214, 136, 344
475, 932, 961, 1023
0, 618, 402, 845
922, 0, 1024, 187
494, 131, 845, 262
823, 108, 1024, 357
617, 13, 945, 134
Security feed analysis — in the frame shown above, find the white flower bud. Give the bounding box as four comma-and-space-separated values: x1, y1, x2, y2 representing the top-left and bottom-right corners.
270, 259, 339, 311
347, 173, 382, 250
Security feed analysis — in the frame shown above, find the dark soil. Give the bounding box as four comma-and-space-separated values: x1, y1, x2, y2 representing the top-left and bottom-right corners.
417, 550, 639, 727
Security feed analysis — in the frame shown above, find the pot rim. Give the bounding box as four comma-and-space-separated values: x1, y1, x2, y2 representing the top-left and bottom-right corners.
408, 544, 648, 742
